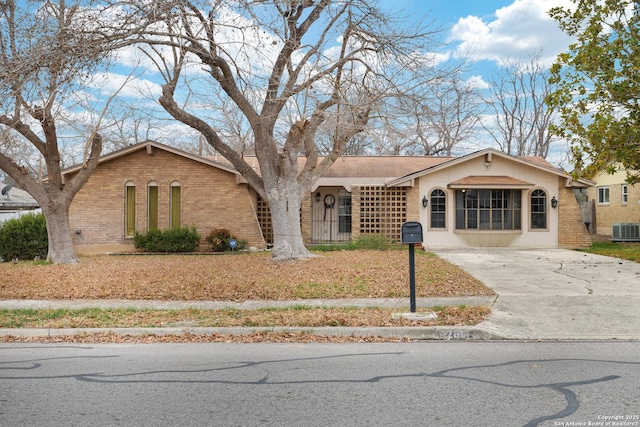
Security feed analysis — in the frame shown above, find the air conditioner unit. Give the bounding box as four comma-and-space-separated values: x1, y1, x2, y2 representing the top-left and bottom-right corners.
611, 223, 640, 242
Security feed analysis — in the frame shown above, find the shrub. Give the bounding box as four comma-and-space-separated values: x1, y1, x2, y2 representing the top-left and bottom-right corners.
205, 228, 246, 252
0, 213, 48, 261
350, 234, 395, 250
133, 227, 200, 253
310, 234, 398, 252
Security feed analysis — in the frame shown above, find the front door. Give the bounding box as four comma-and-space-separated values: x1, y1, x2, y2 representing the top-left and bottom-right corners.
311, 188, 352, 243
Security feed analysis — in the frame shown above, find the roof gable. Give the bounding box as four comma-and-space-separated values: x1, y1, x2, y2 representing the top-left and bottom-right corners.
387, 148, 594, 188
62, 140, 240, 177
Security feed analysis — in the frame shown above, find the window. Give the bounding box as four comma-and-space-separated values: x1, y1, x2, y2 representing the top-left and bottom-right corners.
455, 189, 521, 230
622, 184, 628, 204
125, 181, 136, 237
530, 189, 547, 229
148, 182, 158, 230
430, 189, 446, 228
338, 189, 352, 233
597, 187, 610, 204
170, 182, 181, 229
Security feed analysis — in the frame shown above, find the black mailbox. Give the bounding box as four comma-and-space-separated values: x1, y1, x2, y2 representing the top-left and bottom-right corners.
401, 221, 423, 244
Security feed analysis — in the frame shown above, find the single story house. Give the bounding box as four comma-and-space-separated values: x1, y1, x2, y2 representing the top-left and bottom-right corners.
63, 140, 593, 254
586, 168, 640, 239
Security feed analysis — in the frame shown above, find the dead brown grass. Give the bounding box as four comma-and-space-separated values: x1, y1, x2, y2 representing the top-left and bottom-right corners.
2, 306, 490, 329
0, 250, 493, 301
0, 333, 414, 343
0, 250, 494, 341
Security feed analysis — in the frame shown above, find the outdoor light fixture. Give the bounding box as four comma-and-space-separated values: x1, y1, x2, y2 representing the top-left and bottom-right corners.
422, 196, 428, 208
315, 192, 321, 202
551, 196, 558, 209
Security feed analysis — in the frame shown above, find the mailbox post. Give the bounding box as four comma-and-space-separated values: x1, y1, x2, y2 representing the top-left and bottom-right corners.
401, 221, 423, 313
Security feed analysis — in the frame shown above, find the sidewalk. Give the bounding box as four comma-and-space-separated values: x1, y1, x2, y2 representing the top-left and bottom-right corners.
2, 249, 639, 340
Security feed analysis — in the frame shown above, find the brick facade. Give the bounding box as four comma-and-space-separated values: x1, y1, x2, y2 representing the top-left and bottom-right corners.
557, 182, 592, 248
587, 178, 640, 236
69, 146, 266, 254
67, 144, 595, 252
406, 182, 420, 222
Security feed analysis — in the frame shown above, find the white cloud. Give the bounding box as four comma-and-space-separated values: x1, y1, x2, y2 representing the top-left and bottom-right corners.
449, 0, 575, 67
465, 75, 490, 90
84, 72, 163, 100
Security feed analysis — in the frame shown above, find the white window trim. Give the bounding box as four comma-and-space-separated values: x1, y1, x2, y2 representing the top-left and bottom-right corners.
597, 186, 610, 205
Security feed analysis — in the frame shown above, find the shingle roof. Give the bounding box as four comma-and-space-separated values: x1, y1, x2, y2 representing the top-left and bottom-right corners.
321, 156, 453, 178
448, 175, 535, 188
0, 181, 39, 210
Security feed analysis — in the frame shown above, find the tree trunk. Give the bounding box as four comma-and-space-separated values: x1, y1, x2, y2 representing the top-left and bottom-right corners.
265, 180, 313, 261
42, 204, 79, 264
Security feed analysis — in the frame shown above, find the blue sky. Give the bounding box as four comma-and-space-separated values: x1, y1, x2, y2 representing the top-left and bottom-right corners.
85, 0, 577, 166
374, 0, 577, 164
379, 0, 574, 84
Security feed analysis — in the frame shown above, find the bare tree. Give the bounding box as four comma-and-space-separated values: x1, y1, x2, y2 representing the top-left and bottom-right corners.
337, 72, 478, 157
0, 1, 137, 263
481, 51, 556, 158
417, 75, 481, 155
116, 0, 445, 260
315, 121, 373, 156
0, 131, 42, 180
100, 105, 155, 152
383, 74, 480, 156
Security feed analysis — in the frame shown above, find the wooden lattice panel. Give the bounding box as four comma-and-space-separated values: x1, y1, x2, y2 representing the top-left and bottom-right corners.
255, 196, 303, 245
256, 196, 273, 244
359, 186, 407, 242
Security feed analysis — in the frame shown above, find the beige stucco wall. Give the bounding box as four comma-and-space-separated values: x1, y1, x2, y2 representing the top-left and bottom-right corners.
416, 155, 564, 248
69, 147, 266, 254
587, 170, 640, 235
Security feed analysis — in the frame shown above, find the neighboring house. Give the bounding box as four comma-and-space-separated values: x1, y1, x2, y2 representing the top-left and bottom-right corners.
64, 141, 593, 254
0, 181, 40, 224
587, 169, 640, 237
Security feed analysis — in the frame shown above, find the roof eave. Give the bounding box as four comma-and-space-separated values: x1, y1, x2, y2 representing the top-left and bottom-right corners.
61, 140, 241, 178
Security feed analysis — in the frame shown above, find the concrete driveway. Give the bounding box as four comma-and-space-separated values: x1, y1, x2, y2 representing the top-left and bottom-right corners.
432, 248, 640, 340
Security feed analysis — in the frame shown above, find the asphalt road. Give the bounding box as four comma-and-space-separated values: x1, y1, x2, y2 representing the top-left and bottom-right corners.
1, 342, 639, 427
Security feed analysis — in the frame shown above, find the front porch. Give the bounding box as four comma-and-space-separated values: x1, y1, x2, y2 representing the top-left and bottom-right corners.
307, 185, 415, 244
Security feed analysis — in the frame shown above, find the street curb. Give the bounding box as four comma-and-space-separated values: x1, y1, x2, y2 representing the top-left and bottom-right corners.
0, 326, 503, 340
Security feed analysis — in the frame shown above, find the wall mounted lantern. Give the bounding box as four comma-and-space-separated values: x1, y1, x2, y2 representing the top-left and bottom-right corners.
315, 192, 321, 203
422, 196, 428, 208
551, 196, 558, 209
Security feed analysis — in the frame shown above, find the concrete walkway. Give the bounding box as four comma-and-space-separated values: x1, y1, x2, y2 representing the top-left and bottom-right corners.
1, 249, 639, 340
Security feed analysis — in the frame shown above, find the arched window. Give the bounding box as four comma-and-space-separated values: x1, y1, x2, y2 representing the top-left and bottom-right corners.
148, 182, 158, 230
531, 189, 547, 229
125, 181, 136, 237
430, 189, 446, 228
170, 181, 181, 229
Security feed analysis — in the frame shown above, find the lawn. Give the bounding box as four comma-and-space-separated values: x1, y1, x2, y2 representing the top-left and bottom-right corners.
0, 250, 494, 341
0, 250, 493, 300
0, 305, 490, 329
578, 241, 640, 263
